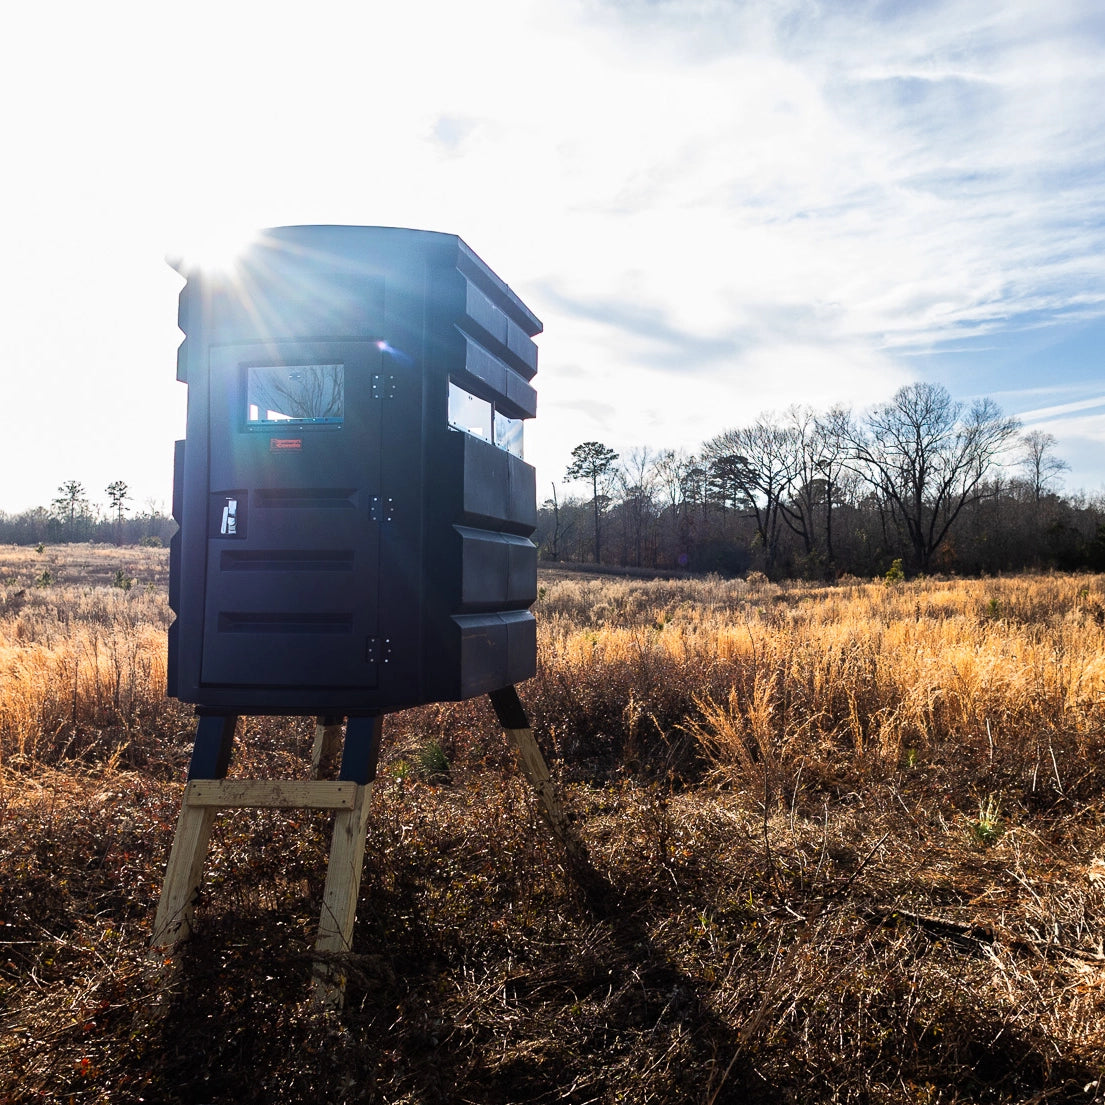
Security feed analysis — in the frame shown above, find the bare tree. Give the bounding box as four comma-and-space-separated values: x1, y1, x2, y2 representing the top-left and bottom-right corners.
778, 404, 854, 569
811, 404, 859, 567
704, 415, 801, 576
616, 447, 658, 567
1017, 430, 1069, 503
653, 449, 692, 515
681, 459, 710, 525
847, 382, 1021, 572
543, 483, 564, 560
653, 448, 698, 565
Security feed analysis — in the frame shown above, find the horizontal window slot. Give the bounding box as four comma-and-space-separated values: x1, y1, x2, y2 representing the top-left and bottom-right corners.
217, 612, 354, 634
220, 550, 355, 572
254, 488, 357, 509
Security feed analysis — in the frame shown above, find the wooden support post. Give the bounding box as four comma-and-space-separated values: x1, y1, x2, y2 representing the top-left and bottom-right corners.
312, 782, 374, 1008
310, 714, 382, 1007
151, 713, 237, 950
151, 780, 358, 952
151, 715, 381, 1009
488, 686, 607, 904
150, 793, 217, 950
311, 716, 344, 779
152, 695, 607, 1004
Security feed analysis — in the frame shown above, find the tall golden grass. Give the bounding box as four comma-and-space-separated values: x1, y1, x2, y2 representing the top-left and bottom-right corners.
0, 545, 182, 767
529, 573, 1105, 800
3, 546, 1104, 794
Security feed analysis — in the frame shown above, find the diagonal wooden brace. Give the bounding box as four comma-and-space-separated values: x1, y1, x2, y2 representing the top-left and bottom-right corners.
488, 686, 607, 904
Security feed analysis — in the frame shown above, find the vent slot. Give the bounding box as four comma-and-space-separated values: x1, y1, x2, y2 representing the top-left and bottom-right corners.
253, 488, 357, 509
217, 612, 354, 634
220, 550, 355, 572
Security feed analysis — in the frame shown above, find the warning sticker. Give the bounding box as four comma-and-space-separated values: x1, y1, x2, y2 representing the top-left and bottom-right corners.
270, 438, 303, 452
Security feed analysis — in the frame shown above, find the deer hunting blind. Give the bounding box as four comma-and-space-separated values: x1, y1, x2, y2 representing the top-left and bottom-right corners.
153, 227, 591, 1005
168, 224, 541, 718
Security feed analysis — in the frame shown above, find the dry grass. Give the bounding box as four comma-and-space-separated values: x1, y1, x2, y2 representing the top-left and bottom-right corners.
2, 547, 1105, 1103
532, 574, 1105, 794
0, 545, 184, 770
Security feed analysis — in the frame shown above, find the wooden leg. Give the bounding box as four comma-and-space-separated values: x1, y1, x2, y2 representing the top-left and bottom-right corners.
150, 791, 217, 950
150, 712, 382, 1006
311, 716, 344, 780
489, 686, 607, 904
312, 783, 373, 1008
489, 686, 573, 845
151, 710, 235, 953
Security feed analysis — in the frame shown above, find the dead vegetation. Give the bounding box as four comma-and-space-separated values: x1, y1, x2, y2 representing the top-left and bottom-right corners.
2, 545, 1105, 1103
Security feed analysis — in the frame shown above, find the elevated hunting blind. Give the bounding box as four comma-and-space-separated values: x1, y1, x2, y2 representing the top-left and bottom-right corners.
154, 227, 587, 1007
169, 225, 541, 716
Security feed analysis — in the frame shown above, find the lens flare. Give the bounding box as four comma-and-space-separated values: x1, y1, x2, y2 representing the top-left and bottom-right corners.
376, 340, 413, 366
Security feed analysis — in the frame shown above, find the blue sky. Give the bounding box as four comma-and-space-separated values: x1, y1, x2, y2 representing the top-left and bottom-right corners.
1, 0, 1102, 514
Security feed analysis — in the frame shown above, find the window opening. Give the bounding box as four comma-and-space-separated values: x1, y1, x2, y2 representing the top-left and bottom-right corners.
494, 410, 524, 458
448, 380, 524, 457
246, 364, 344, 427
448, 381, 492, 442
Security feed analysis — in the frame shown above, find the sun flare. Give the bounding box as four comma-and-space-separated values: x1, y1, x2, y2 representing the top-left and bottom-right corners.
168, 224, 259, 275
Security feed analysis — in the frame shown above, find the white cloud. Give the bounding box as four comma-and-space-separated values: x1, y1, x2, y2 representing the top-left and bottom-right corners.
1018, 395, 1105, 423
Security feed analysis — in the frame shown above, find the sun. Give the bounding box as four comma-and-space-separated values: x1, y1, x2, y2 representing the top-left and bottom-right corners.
167, 223, 259, 276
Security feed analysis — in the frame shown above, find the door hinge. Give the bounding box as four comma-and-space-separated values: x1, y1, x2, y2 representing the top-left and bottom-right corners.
371, 374, 397, 400
369, 496, 395, 523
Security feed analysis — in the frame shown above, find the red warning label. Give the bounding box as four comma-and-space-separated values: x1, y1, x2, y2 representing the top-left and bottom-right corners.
270, 438, 303, 452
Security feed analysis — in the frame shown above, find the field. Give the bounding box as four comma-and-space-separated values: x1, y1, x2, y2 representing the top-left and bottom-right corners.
2, 545, 1105, 1103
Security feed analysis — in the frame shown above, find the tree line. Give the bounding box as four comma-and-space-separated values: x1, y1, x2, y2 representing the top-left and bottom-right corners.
0, 480, 176, 546
542, 381, 1105, 578
7, 382, 1102, 577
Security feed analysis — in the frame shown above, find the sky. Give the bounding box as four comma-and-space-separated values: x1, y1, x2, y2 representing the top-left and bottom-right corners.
1, 0, 1103, 515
